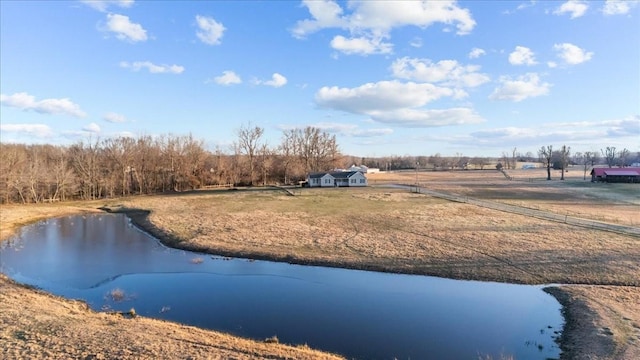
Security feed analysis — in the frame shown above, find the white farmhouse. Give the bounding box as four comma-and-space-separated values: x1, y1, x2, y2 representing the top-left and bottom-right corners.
306, 171, 367, 187
307, 172, 335, 187
331, 171, 367, 187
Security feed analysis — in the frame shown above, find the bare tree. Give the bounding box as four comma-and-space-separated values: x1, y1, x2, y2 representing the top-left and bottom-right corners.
69, 139, 102, 200
501, 151, 511, 170
601, 147, 617, 168
575, 151, 598, 180
618, 148, 630, 167
470, 157, 490, 170
236, 123, 264, 185
277, 130, 299, 184
0, 144, 27, 203
511, 147, 518, 170
538, 145, 553, 180
257, 143, 273, 186
558, 145, 571, 180
286, 126, 341, 173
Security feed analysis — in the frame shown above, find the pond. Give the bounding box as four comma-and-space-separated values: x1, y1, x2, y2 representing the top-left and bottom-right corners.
0, 214, 563, 359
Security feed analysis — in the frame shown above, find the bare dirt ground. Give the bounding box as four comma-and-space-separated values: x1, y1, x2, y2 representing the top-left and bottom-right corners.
1, 170, 639, 359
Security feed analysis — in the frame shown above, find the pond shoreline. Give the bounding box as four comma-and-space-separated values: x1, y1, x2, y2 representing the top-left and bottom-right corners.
2, 202, 638, 359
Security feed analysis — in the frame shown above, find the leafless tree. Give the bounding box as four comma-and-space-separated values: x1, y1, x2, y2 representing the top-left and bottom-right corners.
470, 157, 490, 170
575, 151, 598, 180
601, 147, 617, 168
69, 139, 102, 200
618, 148, 630, 167
558, 145, 571, 180
257, 143, 273, 186
538, 145, 553, 180
236, 123, 264, 186
283, 126, 341, 173
501, 151, 511, 170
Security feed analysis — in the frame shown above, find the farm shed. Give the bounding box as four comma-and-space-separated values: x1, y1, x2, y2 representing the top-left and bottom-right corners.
590, 168, 640, 183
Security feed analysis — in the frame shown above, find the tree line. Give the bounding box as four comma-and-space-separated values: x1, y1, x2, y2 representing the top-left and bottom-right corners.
537, 145, 636, 181
2, 125, 637, 204
0, 125, 341, 204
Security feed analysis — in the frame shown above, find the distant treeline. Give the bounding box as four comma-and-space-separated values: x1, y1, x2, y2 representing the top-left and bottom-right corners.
2, 126, 637, 204
0, 126, 342, 204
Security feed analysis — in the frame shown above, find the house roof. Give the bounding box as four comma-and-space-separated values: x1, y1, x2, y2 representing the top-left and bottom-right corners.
605, 170, 640, 176
329, 171, 362, 179
308, 172, 333, 179
591, 167, 640, 176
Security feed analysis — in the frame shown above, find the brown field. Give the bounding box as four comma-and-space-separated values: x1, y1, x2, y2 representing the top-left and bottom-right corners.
1, 169, 639, 359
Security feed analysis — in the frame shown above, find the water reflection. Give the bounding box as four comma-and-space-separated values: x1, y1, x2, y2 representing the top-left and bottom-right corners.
0, 214, 563, 360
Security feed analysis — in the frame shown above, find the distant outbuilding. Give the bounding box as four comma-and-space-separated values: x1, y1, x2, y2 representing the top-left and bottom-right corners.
590, 167, 640, 183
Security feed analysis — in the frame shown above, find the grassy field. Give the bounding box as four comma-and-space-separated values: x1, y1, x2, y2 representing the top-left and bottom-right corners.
105, 184, 639, 286
1, 169, 639, 359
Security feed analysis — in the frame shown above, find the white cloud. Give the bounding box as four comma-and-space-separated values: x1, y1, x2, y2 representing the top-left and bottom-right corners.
489, 73, 551, 102
83, 122, 101, 133
103, 112, 127, 123
316, 81, 453, 113
409, 37, 423, 48
351, 128, 394, 137
466, 115, 640, 146
508, 46, 537, 66
114, 131, 136, 138
390, 57, 490, 88
553, 1, 589, 18
81, 0, 134, 12
120, 61, 184, 74
281, 122, 394, 137
315, 80, 483, 127
0, 123, 54, 138
468, 47, 486, 59
550, 115, 640, 136
1, 92, 87, 117
602, 0, 638, 15
292, 1, 475, 55
554, 43, 593, 65
195, 15, 225, 45
104, 13, 147, 42
213, 70, 242, 85
256, 73, 288, 88
330, 35, 393, 55
368, 108, 485, 127
547, 61, 558, 68
291, 0, 348, 38
502, 1, 537, 15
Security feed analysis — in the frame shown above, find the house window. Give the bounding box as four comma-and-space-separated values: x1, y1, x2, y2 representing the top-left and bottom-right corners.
351, 178, 356, 183
360, 179, 365, 183
324, 178, 331, 184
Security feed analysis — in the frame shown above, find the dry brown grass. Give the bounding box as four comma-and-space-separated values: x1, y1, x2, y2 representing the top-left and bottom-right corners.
110, 185, 639, 286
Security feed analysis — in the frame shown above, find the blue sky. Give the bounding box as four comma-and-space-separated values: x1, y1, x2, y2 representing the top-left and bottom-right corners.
1, 0, 638, 157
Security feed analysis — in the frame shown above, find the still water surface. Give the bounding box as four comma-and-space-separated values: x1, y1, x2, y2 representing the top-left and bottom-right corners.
0, 214, 563, 359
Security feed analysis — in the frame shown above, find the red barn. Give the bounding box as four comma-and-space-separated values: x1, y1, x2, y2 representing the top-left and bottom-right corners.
590, 167, 640, 183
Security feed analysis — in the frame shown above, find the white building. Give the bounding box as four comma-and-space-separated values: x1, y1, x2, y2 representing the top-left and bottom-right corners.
306, 171, 367, 187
